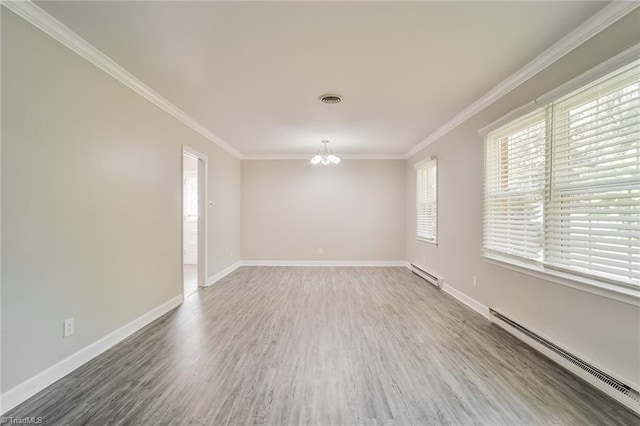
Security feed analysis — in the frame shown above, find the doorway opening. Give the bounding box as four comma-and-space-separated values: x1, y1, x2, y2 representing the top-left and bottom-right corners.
183, 153, 198, 297
182, 146, 208, 299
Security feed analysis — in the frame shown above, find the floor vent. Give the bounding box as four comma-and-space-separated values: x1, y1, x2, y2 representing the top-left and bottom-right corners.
489, 308, 640, 411
410, 264, 442, 288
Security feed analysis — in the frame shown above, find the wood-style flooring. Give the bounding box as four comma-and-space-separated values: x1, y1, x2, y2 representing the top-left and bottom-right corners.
6, 267, 638, 425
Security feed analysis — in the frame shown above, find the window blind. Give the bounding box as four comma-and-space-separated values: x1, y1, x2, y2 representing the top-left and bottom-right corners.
483, 59, 639, 290
416, 159, 437, 243
546, 61, 639, 287
484, 111, 546, 261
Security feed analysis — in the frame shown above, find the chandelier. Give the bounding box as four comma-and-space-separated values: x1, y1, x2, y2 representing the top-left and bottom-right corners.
310, 140, 341, 165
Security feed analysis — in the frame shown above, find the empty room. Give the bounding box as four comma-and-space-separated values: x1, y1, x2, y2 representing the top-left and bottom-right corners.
1, 1, 639, 425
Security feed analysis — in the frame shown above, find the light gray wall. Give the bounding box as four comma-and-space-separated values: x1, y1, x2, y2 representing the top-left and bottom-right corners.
242, 160, 405, 261
1, 10, 241, 392
406, 10, 640, 387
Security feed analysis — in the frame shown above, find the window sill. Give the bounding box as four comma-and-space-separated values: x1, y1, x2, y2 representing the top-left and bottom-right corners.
417, 238, 438, 247
483, 254, 639, 306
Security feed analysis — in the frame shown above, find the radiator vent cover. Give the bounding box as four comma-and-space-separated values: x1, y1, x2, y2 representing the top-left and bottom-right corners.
490, 308, 640, 411
410, 263, 443, 288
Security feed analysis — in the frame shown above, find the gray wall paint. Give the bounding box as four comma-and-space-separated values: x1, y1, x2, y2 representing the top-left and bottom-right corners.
405, 10, 640, 387
1, 10, 241, 391
242, 160, 406, 261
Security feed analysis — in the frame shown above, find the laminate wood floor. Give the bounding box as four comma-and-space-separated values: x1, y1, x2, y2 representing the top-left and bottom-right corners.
6, 267, 638, 425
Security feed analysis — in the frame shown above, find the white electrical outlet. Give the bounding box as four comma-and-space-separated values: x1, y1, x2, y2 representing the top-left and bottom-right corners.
63, 317, 75, 338
473, 276, 478, 288
319, 248, 324, 255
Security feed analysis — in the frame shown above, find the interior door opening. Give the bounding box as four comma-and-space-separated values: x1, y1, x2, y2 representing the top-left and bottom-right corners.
183, 153, 199, 298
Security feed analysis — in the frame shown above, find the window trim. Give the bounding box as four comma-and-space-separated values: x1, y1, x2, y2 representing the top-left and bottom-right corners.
417, 237, 438, 247
481, 46, 640, 303
484, 253, 639, 307
478, 42, 640, 137
415, 156, 438, 245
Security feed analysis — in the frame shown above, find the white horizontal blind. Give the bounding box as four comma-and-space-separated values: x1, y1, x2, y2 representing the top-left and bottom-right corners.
546, 61, 639, 287
416, 159, 437, 242
483, 59, 640, 290
484, 111, 546, 261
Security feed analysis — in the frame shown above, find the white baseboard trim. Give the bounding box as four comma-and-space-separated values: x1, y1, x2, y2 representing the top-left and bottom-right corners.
240, 260, 408, 267
441, 282, 491, 320
0, 295, 183, 415
490, 314, 640, 416
206, 261, 242, 286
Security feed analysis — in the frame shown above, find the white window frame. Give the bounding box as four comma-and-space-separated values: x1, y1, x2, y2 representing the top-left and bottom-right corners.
480, 47, 640, 306
415, 156, 438, 245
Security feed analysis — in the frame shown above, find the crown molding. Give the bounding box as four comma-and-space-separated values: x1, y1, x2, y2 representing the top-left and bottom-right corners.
242, 154, 406, 160
2, 0, 243, 159
8, 0, 636, 161
404, 0, 640, 159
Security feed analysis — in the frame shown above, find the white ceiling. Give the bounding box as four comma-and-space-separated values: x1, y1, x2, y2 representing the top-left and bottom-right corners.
37, 1, 609, 156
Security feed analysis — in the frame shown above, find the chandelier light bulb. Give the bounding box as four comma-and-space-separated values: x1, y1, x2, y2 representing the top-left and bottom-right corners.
309, 140, 341, 166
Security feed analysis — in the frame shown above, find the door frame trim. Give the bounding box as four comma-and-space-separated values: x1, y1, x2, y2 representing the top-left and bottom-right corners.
182, 145, 208, 300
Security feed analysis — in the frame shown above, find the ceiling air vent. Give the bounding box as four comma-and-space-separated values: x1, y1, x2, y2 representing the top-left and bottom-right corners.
318, 94, 343, 104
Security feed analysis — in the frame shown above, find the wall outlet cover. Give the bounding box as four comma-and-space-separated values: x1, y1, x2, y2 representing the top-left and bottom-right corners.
63, 317, 75, 338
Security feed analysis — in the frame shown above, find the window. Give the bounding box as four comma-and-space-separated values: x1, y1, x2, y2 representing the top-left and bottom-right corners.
416, 157, 437, 243
184, 172, 198, 217
484, 59, 639, 291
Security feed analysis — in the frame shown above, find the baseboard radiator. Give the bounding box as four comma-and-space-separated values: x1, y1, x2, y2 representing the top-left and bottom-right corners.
490, 308, 640, 412
410, 263, 443, 289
